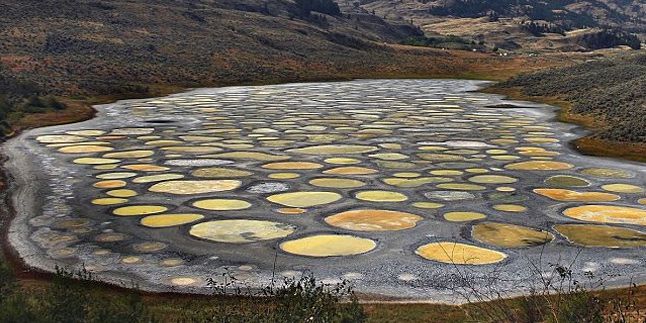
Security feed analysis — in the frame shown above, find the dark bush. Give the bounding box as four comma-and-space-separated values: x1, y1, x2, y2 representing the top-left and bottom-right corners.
402, 35, 480, 50
326, 32, 371, 50
522, 22, 566, 36
18, 95, 65, 113
577, 29, 642, 50
295, 0, 341, 17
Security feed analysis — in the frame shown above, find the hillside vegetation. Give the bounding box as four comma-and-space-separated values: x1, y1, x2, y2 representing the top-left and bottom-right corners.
0, 67, 68, 136
492, 52, 646, 159
0, 0, 420, 99
341, 0, 645, 52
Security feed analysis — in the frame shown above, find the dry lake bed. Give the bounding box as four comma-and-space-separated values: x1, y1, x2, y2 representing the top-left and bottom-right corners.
4, 79, 645, 301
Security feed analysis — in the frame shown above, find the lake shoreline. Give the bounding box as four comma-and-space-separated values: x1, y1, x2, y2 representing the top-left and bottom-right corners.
481, 86, 646, 163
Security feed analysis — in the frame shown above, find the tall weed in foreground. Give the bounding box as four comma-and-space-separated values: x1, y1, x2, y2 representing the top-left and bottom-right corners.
0, 259, 365, 323
441, 244, 643, 323
179, 271, 366, 322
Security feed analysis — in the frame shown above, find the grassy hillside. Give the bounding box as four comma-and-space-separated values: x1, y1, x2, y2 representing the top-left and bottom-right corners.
0, 0, 420, 98
341, 0, 645, 52
490, 52, 646, 160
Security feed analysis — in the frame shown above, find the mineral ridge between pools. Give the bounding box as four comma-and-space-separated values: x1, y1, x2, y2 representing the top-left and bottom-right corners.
4, 79, 646, 301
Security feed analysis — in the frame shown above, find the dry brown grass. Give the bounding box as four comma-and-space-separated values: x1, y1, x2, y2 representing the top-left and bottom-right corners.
574, 137, 646, 163
11, 99, 95, 133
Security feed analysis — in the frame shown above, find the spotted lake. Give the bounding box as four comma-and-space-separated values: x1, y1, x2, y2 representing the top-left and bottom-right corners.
4, 80, 645, 301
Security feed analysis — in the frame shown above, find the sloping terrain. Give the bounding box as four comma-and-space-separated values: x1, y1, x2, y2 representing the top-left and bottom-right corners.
0, 0, 420, 96
340, 0, 645, 51
492, 52, 646, 160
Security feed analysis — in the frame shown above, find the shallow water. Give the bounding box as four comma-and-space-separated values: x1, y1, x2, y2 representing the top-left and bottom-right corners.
5, 79, 646, 301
